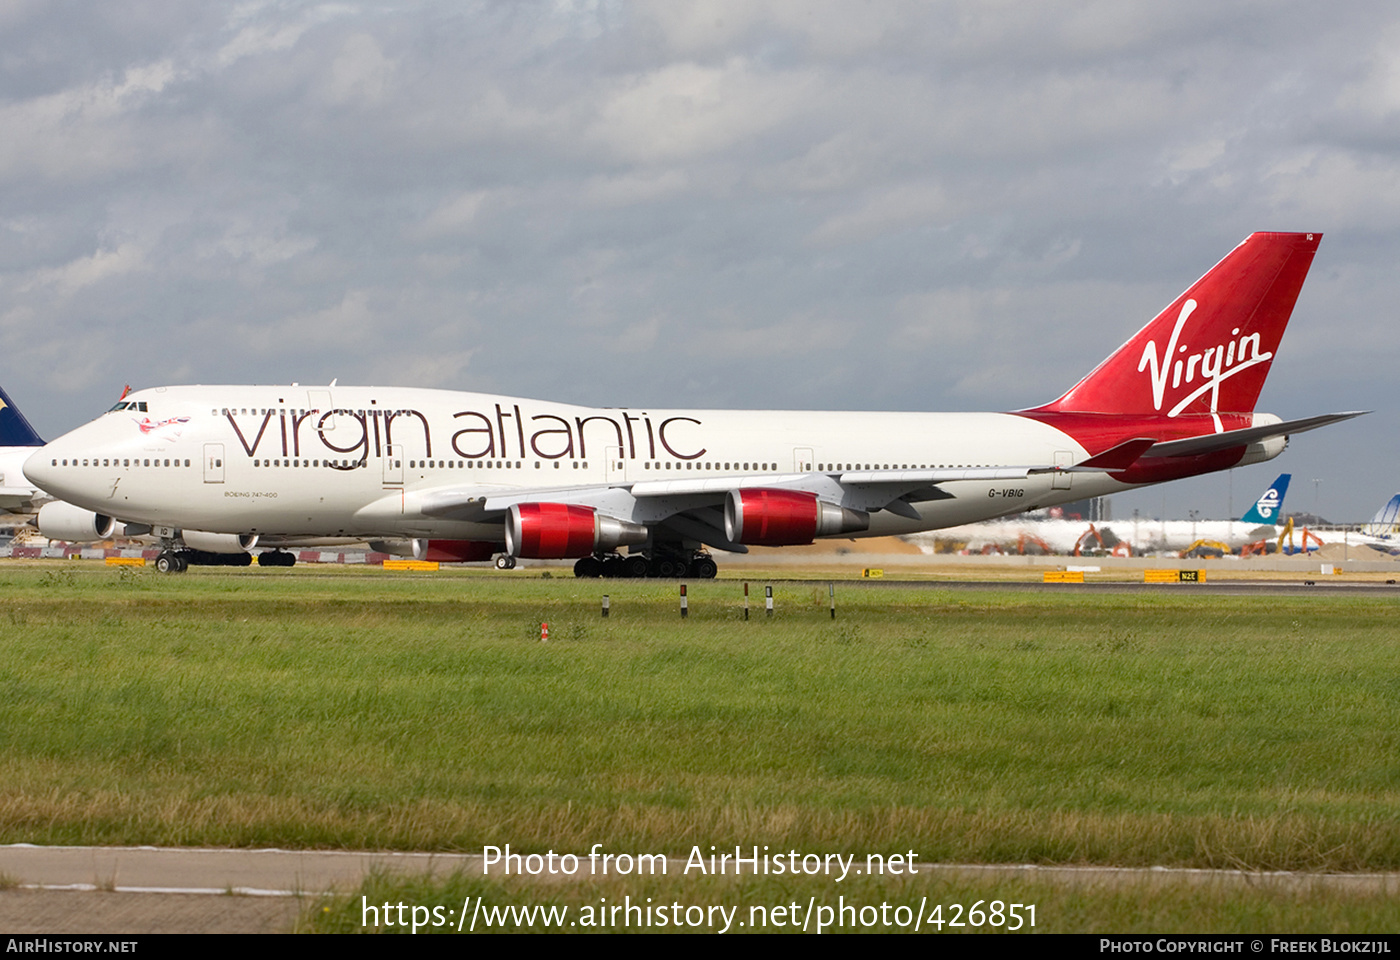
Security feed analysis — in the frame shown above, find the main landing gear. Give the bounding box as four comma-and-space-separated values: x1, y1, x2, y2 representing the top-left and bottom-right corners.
495, 555, 517, 570
153, 548, 290, 573
154, 551, 188, 574
572, 551, 718, 579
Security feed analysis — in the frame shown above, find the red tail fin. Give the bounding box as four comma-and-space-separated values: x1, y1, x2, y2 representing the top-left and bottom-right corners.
1032, 232, 1321, 418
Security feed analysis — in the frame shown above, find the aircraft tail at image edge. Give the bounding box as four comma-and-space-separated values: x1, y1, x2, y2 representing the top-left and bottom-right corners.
0, 384, 44, 447
1364, 493, 1400, 538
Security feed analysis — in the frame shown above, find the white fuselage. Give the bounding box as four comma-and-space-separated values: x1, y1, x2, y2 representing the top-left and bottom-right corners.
23, 384, 1165, 542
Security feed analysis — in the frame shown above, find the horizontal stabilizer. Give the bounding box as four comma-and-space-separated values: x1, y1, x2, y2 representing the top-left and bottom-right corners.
1142, 411, 1367, 459
1027, 438, 1157, 474
1075, 438, 1157, 470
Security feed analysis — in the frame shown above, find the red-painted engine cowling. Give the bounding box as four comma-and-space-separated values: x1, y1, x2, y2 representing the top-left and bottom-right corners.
724, 489, 869, 546
415, 540, 499, 563
36, 501, 116, 542
505, 503, 648, 559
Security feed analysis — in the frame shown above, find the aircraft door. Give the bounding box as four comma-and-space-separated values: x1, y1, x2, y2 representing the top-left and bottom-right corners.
1053, 450, 1073, 490
793, 447, 814, 472
203, 443, 225, 484
383, 444, 404, 486
606, 446, 625, 483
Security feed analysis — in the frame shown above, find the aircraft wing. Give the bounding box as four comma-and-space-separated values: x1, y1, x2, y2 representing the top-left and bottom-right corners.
390, 415, 1365, 547
413, 448, 1177, 529
411, 465, 1050, 534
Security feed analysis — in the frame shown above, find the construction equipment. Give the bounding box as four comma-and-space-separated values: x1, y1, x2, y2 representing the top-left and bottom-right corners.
1180, 539, 1232, 558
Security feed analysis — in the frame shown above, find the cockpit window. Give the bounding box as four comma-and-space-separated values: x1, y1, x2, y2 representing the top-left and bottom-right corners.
108, 402, 128, 412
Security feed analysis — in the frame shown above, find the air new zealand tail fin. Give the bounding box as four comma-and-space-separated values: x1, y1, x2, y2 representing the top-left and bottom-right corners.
0, 385, 43, 446
1239, 473, 1290, 525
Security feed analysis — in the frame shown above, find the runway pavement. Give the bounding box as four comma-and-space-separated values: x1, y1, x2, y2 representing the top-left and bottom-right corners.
5, 844, 1400, 934
0, 845, 478, 934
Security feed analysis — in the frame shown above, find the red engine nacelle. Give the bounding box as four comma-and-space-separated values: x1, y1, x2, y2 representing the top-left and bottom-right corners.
416, 540, 499, 563
505, 503, 648, 559
724, 489, 869, 546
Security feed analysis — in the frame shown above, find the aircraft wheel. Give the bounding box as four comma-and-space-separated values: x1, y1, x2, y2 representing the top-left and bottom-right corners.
174, 554, 189, 573
602, 555, 625, 578
691, 556, 718, 579
623, 555, 649, 578
495, 555, 517, 570
574, 556, 602, 578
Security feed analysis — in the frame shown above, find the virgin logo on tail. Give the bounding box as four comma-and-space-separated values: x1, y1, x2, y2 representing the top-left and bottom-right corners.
1137, 299, 1273, 420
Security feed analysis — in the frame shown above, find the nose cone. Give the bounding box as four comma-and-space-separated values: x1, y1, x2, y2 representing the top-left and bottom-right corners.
23, 437, 89, 505
22, 447, 56, 493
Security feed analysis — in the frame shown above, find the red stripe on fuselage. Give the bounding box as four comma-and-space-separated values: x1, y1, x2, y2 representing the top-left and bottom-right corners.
1014, 410, 1255, 484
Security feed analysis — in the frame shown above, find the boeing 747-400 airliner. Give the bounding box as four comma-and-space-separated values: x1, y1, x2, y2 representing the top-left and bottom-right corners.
23, 232, 1363, 575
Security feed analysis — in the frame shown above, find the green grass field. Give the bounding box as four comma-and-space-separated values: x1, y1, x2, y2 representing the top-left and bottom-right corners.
2, 563, 1397, 931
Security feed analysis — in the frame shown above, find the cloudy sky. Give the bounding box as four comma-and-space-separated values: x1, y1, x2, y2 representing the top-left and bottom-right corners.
2, 0, 1396, 521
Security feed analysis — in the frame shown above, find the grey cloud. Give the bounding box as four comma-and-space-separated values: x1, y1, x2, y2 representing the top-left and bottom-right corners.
0, 0, 1396, 519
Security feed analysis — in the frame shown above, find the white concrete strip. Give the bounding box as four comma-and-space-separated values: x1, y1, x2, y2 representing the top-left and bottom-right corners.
4, 845, 1399, 895
0, 844, 478, 895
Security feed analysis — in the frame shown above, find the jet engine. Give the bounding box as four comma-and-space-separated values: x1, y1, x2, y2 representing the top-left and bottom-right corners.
181, 530, 259, 554
36, 501, 115, 542
368, 539, 419, 558
724, 488, 869, 546
505, 503, 648, 559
